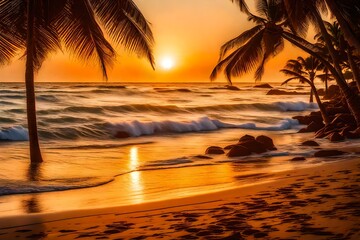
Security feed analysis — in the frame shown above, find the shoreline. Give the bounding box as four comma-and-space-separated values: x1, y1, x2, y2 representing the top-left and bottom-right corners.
1, 157, 359, 239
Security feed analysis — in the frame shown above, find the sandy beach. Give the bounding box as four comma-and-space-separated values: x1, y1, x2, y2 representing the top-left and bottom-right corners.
0, 158, 359, 239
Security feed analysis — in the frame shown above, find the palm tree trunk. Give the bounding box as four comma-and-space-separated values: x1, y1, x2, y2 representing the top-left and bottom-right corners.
309, 77, 314, 103
310, 82, 330, 125
310, 7, 360, 127
347, 50, 360, 92
324, 70, 329, 95
325, 0, 360, 54
282, 32, 360, 126
26, 0, 43, 164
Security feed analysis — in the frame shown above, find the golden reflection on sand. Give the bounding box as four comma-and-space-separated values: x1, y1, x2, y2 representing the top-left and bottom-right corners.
129, 147, 144, 203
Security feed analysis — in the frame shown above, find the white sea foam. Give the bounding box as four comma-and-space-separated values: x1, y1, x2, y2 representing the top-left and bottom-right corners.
0, 126, 29, 141
108, 117, 300, 138
0, 177, 114, 196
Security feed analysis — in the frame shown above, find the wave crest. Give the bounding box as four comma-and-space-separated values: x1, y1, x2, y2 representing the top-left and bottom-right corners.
0, 126, 28, 141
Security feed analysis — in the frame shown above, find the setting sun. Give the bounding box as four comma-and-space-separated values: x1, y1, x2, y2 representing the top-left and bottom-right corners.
159, 56, 175, 70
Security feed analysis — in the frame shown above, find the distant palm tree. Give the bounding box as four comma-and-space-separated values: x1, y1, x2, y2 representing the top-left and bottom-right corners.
317, 67, 334, 95
281, 57, 330, 124
0, 0, 155, 164
281, 56, 322, 103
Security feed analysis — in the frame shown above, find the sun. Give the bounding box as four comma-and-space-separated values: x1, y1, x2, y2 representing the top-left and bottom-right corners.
159, 56, 175, 70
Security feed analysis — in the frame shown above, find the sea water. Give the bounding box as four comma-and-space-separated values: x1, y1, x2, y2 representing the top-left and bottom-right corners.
0, 82, 358, 216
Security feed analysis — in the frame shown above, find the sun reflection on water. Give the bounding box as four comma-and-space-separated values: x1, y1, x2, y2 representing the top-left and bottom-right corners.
129, 147, 144, 203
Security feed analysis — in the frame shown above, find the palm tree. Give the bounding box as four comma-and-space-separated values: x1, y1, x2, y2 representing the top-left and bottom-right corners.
282, 56, 323, 103
0, 0, 155, 164
214, 0, 360, 126
317, 67, 334, 95
282, 0, 360, 126
281, 57, 330, 124
315, 21, 360, 92
210, 0, 286, 83
324, 0, 360, 54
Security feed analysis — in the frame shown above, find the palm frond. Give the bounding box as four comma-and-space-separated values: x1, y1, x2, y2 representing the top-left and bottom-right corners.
247, 14, 267, 24
0, 17, 23, 64
210, 49, 239, 84
283, 0, 310, 37
90, 0, 155, 68
281, 77, 303, 85
219, 25, 263, 60
56, 0, 115, 79
255, 30, 284, 81
223, 30, 264, 82
283, 31, 323, 53
317, 73, 334, 82
30, 23, 61, 71
280, 69, 309, 83
256, 0, 269, 19
230, 0, 250, 14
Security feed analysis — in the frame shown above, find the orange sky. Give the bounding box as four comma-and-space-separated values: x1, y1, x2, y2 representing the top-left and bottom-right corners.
0, 0, 307, 83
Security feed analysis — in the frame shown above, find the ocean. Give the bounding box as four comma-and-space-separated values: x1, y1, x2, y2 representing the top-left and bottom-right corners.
0, 82, 358, 216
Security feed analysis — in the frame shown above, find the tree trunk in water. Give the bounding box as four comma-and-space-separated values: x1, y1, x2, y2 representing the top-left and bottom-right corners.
312, 7, 360, 127
26, 0, 43, 164
309, 77, 314, 103
310, 83, 330, 125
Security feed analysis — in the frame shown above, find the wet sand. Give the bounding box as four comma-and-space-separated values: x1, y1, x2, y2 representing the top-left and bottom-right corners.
0, 158, 359, 239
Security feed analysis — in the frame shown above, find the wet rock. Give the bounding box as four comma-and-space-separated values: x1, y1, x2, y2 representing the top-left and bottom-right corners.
227, 145, 252, 157
348, 127, 360, 139
301, 140, 320, 146
308, 112, 324, 123
176, 88, 192, 92
254, 83, 273, 88
239, 134, 255, 143
293, 115, 311, 125
327, 132, 345, 142
314, 150, 346, 157
224, 144, 236, 150
194, 155, 213, 159
315, 128, 327, 138
323, 85, 340, 99
326, 106, 349, 115
238, 139, 267, 154
226, 85, 240, 91
114, 131, 131, 138
267, 89, 306, 95
298, 121, 324, 133
317, 89, 325, 96
206, 146, 225, 155
331, 113, 356, 126
291, 157, 306, 162
256, 135, 277, 150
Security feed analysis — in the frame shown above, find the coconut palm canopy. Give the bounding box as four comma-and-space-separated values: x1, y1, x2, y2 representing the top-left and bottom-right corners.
0, 0, 155, 79
0, 0, 155, 163
210, 0, 287, 83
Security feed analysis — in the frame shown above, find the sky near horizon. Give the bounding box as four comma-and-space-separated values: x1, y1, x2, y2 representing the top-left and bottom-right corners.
0, 0, 306, 83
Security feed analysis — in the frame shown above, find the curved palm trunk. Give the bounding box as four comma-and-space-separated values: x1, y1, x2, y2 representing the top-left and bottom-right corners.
347, 50, 360, 92
310, 82, 330, 125
324, 69, 329, 95
309, 77, 314, 103
26, 0, 43, 164
283, 32, 360, 126
325, 0, 360, 54
309, 7, 360, 127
